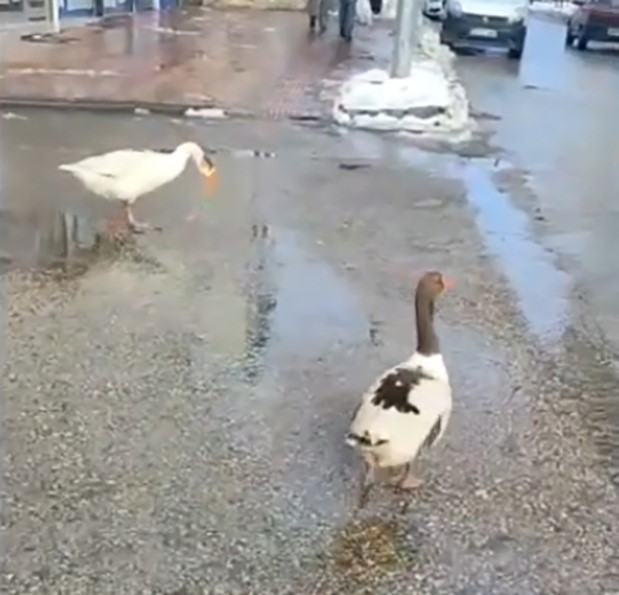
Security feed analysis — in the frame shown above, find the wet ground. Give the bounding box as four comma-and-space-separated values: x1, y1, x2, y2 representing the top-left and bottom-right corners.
458, 14, 619, 351
0, 8, 384, 118
1, 14, 619, 594
457, 12, 619, 476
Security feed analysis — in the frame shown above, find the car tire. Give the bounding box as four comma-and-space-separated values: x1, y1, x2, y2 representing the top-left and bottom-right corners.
576, 28, 589, 50
508, 46, 523, 60
565, 24, 575, 46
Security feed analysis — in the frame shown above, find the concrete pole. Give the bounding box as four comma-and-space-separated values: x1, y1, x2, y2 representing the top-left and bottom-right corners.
410, 0, 424, 57
390, 0, 414, 78
390, 0, 425, 77
50, 0, 60, 33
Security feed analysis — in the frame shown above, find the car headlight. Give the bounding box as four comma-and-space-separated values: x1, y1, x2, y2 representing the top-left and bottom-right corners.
508, 5, 527, 23
449, 0, 463, 15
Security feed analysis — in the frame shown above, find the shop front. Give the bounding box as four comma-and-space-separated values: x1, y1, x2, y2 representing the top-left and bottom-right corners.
2, 0, 159, 30
60, 0, 155, 17
1, 0, 61, 32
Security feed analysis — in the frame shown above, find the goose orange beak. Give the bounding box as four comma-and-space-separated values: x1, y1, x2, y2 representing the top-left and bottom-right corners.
201, 159, 217, 196
441, 276, 454, 291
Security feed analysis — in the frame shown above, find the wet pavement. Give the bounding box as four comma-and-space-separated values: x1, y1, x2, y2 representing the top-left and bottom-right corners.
1, 99, 619, 593
457, 13, 619, 486
0, 9, 391, 118
1, 13, 619, 594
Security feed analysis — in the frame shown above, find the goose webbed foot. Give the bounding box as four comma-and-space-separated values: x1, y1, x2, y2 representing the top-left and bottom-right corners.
125, 205, 162, 233
390, 463, 424, 491
129, 220, 162, 234
393, 463, 423, 513
399, 473, 424, 490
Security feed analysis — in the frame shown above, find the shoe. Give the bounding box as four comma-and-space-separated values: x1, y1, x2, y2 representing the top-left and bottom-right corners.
309, 16, 317, 30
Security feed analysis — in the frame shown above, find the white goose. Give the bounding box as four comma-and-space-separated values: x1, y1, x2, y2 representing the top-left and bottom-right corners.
347, 271, 453, 507
59, 142, 217, 233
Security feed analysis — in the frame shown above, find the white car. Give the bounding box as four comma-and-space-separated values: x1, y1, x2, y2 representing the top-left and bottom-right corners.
440, 0, 529, 59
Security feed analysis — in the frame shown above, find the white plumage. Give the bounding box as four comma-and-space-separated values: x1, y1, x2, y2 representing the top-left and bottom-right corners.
348, 355, 451, 464
58, 141, 217, 232
347, 271, 453, 507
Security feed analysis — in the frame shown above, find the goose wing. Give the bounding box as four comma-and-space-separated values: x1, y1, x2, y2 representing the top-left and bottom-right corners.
348, 366, 452, 460
59, 150, 181, 200
60, 150, 167, 179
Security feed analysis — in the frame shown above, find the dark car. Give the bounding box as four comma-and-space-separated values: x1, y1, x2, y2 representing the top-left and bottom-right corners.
440, 0, 529, 59
566, 0, 619, 49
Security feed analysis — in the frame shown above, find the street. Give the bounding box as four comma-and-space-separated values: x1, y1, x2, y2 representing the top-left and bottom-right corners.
1, 12, 619, 595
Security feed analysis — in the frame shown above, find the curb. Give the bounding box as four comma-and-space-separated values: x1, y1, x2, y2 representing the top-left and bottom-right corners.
0, 97, 209, 116
0, 96, 327, 124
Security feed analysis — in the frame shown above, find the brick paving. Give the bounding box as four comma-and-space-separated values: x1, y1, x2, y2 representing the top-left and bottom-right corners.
0, 8, 392, 118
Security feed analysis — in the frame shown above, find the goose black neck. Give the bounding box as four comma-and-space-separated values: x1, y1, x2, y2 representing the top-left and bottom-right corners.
415, 291, 439, 356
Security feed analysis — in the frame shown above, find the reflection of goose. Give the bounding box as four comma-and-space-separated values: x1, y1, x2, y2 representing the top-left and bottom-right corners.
35, 209, 101, 268
347, 271, 454, 508
58, 142, 217, 233
244, 223, 277, 381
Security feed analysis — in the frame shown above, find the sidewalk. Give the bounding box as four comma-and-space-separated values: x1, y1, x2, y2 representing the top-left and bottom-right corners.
0, 8, 393, 119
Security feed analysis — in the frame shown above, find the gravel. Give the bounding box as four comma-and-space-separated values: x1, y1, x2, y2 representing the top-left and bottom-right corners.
0, 112, 618, 594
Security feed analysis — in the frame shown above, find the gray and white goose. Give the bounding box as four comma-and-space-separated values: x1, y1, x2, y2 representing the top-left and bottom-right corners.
346, 271, 453, 507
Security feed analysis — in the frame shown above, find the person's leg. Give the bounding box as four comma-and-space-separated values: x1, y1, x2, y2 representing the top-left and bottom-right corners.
318, 0, 330, 33
307, 0, 318, 30
343, 0, 357, 40
338, 0, 348, 36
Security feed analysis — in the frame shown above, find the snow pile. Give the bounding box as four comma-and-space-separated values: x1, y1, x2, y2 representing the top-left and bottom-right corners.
333, 26, 471, 137
528, 0, 577, 18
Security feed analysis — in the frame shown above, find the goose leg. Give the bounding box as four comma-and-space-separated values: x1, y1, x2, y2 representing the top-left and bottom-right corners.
394, 463, 423, 514
358, 460, 375, 508
398, 462, 424, 490
105, 210, 131, 240
124, 203, 161, 233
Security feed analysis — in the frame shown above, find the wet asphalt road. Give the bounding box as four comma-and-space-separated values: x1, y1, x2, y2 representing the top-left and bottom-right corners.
458, 14, 619, 351
1, 15, 619, 594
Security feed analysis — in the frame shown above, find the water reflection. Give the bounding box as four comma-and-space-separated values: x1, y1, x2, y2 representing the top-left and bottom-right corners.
0, 206, 107, 271
380, 143, 570, 343
243, 222, 278, 383
239, 222, 369, 384
458, 161, 571, 343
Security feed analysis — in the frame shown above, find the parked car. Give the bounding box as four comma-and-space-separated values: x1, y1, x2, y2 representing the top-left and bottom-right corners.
440, 0, 529, 59
424, 0, 447, 20
566, 0, 619, 49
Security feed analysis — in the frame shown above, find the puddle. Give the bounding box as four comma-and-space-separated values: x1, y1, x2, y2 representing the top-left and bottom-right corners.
371, 142, 572, 344
458, 160, 571, 343
0, 207, 106, 271
242, 223, 278, 382
239, 224, 368, 382
268, 228, 368, 359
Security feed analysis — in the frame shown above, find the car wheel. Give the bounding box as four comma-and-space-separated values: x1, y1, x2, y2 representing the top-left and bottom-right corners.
565, 23, 575, 46
576, 28, 589, 50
